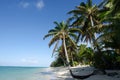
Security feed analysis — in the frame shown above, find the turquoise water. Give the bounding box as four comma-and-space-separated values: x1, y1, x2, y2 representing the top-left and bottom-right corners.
0, 66, 55, 80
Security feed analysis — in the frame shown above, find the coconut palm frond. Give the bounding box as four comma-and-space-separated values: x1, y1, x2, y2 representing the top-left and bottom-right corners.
49, 34, 60, 47
43, 32, 55, 40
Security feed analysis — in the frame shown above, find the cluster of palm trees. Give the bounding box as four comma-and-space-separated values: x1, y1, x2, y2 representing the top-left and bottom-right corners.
44, 0, 120, 69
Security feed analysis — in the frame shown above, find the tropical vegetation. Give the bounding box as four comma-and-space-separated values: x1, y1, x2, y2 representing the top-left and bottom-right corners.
44, 0, 120, 71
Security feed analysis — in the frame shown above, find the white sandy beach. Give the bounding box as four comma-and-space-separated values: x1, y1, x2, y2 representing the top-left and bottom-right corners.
50, 65, 120, 80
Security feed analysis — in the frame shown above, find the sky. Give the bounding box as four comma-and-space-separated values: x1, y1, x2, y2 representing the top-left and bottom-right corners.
0, 0, 101, 67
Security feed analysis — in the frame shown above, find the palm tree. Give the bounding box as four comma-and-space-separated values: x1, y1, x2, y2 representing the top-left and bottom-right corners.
97, 17, 120, 54
77, 44, 94, 65
101, 0, 120, 15
96, 0, 120, 54
68, 0, 98, 59
43, 21, 78, 68
68, 0, 105, 44
55, 42, 77, 67
66, 40, 78, 66
68, 0, 108, 74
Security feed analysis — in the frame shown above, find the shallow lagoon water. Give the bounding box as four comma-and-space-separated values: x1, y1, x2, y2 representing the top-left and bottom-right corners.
0, 66, 55, 80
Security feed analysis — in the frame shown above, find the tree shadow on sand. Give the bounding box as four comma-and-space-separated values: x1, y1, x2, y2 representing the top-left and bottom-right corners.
52, 66, 95, 80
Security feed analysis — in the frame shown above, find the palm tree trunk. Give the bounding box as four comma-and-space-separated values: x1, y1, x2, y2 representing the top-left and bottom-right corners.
63, 32, 71, 68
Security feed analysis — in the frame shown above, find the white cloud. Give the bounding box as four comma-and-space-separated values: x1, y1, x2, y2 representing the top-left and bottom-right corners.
21, 58, 39, 64
20, 2, 30, 8
19, 0, 44, 10
36, 0, 44, 9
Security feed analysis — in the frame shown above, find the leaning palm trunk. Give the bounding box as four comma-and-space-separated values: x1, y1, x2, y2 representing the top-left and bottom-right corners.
63, 32, 71, 69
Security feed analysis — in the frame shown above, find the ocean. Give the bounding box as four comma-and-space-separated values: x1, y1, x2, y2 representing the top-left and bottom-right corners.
0, 66, 56, 80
